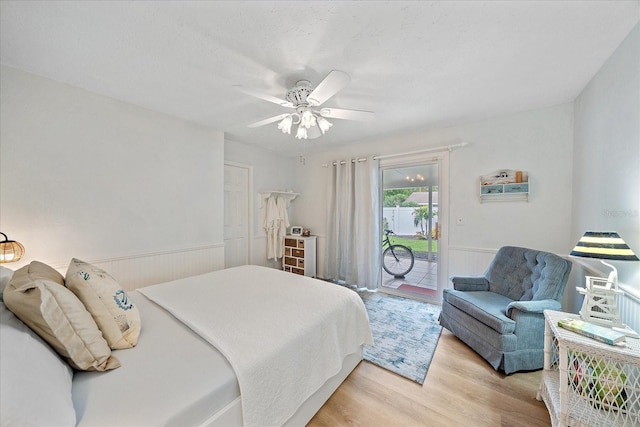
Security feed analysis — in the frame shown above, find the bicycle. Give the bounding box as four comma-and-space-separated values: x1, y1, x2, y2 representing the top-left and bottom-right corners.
382, 229, 415, 278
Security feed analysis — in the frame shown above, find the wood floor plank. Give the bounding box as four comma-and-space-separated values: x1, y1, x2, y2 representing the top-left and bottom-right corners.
308, 330, 551, 426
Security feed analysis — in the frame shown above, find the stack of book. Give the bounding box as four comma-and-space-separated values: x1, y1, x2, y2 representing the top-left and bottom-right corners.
558, 318, 626, 346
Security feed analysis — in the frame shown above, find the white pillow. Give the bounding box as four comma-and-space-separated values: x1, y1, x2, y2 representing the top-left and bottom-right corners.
3, 262, 120, 371
1, 303, 76, 426
65, 258, 141, 349
0, 266, 14, 302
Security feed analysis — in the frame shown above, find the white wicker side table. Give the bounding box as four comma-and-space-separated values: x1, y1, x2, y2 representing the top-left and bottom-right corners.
537, 310, 640, 427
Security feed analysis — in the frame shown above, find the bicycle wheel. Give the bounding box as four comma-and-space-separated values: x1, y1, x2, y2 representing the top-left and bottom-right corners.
382, 244, 415, 278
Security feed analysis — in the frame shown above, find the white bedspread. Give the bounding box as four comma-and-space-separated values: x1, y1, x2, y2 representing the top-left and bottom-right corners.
138, 265, 372, 427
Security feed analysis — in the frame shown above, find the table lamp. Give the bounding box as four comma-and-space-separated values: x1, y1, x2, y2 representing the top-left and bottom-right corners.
570, 231, 639, 337
0, 232, 25, 263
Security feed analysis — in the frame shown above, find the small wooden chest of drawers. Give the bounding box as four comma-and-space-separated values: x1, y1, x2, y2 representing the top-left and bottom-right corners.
283, 236, 317, 277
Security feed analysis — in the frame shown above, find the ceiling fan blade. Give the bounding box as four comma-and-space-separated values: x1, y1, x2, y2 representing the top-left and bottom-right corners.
234, 85, 293, 108
248, 113, 290, 128
319, 108, 374, 121
307, 70, 351, 106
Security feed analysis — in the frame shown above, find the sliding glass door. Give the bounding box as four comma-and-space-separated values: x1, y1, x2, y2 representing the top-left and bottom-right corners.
379, 154, 448, 303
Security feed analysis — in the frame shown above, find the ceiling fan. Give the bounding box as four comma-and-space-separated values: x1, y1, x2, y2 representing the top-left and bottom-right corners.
238, 70, 374, 140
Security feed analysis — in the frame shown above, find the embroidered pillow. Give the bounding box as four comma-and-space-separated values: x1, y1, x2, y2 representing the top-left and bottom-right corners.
65, 258, 141, 349
3, 262, 120, 371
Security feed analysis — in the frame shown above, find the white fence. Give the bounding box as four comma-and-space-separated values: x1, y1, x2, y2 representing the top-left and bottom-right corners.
383, 206, 438, 236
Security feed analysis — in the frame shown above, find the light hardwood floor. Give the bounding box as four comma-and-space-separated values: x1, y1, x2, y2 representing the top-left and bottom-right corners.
308, 329, 551, 426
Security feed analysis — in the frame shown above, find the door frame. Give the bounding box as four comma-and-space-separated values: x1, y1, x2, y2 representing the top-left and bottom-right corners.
378, 150, 450, 303
224, 161, 253, 267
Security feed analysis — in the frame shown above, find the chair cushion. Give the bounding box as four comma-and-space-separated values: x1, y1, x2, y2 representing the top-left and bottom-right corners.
529, 253, 572, 301
485, 246, 571, 302
485, 247, 535, 300
442, 289, 516, 334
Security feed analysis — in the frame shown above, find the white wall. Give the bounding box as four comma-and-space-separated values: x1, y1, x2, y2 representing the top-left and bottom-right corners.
0, 66, 225, 286
224, 139, 297, 267
570, 23, 640, 306
295, 103, 575, 282
446, 104, 575, 253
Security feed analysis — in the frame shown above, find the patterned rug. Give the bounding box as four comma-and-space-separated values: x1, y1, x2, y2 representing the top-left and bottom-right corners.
358, 291, 442, 384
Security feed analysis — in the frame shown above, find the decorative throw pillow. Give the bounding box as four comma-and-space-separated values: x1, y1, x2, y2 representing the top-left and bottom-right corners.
65, 258, 141, 349
15, 259, 65, 285
1, 303, 76, 426
3, 261, 120, 371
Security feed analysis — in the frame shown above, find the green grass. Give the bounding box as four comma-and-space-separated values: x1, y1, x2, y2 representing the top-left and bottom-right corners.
386, 236, 438, 253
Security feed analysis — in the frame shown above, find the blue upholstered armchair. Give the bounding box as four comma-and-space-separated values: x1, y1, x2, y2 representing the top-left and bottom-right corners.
439, 246, 572, 374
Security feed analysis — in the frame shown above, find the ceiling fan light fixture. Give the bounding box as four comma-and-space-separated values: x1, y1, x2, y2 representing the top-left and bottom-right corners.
243, 71, 371, 140
277, 115, 293, 134
300, 109, 316, 129
317, 116, 333, 134
295, 125, 308, 140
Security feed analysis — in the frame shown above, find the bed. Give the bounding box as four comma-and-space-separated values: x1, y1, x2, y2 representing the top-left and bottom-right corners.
1, 263, 373, 427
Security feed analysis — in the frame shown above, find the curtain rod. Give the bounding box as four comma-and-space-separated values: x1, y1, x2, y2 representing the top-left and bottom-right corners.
321, 142, 468, 167
322, 158, 368, 167
372, 141, 468, 160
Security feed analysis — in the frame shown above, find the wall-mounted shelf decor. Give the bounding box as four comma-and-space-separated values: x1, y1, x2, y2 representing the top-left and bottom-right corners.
480, 169, 529, 202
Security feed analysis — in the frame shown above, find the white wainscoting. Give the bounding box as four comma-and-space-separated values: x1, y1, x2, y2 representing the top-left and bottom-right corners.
448, 246, 498, 279
52, 244, 225, 291
618, 284, 640, 334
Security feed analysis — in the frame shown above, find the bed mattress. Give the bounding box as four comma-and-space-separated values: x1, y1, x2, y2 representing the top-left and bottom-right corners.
139, 265, 373, 427
72, 291, 240, 427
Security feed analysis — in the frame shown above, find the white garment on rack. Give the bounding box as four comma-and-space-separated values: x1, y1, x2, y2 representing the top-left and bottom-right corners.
263, 195, 279, 260
275, 196, 290, 259
263, 194, 292, 260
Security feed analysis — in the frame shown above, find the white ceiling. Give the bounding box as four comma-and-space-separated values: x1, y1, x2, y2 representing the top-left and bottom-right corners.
1, 1, 638, 155
383, 164, 439, 189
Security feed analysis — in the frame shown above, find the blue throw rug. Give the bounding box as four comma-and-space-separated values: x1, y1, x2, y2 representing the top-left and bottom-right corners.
358, 291, 442, 384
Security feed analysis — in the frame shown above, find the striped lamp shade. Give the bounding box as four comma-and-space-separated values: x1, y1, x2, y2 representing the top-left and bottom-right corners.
570, 232, 638, 261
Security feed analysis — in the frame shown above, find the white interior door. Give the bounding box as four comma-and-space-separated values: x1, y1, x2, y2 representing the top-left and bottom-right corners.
224, 162, 251, 268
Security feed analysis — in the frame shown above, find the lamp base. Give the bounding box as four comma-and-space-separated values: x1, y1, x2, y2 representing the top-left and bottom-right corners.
577, 275, 639, 338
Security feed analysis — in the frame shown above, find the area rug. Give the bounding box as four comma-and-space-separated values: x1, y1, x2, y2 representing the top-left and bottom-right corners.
358, 291, 442, 384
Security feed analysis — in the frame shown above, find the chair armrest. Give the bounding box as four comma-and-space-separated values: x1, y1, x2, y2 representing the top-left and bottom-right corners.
506, 299, 561, 317
450, 276, 489, 291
